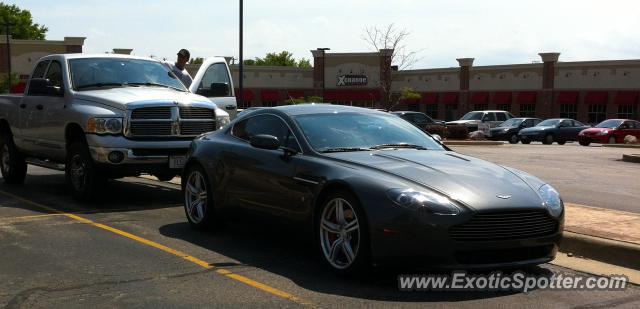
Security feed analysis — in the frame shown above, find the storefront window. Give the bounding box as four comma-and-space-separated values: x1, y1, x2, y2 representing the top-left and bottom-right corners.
519, 104, 536, 117
588, 105, 607, 124
559, 104, 577, 119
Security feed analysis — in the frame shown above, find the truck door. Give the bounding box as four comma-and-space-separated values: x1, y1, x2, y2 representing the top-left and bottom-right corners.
190, 62, 237, 119
17, 60, 50, 154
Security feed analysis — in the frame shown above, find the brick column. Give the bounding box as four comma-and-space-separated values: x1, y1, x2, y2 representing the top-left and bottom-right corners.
379, 49, 393, 108
311, 49, 325, 97
63, 37, 86, 54
456, 58, 474, 115
539, 52, 560, 119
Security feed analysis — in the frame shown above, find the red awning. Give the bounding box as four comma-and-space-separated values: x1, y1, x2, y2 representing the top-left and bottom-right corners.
324, 90, 381, 101
556, 91, 579, 104
614, 91, 639, 105
286, 90, 305, 99
261, 90, 280, 101
585, 91, 608, 105
441, 92, 458, 105
421, 92, 438, 104
234, 89, 254, 101
470, 92, 489, 104
516, 91, 537, 104
492, 92, 512, 104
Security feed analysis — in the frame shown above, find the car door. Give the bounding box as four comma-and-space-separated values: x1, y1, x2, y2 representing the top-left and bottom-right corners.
619, 121, 637, 141
225, 114, 307, 218
556, 119, 573, 140
190, 62, 237, 118
16, 60, 50, 153
483, 112, 497, 127
31, 60, 68, 159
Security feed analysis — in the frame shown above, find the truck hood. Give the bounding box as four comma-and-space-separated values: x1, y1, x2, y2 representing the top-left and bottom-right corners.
326, 150, 545, 211
74, 87, 212, 110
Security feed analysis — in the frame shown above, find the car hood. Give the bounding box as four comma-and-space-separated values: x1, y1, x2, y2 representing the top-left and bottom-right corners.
519, 126, 553, 133
74, 87, 213, 110
490, 126, 516, 131
326, 150, 545, 211
446, 120, 480, 125
580, 128, 610, 134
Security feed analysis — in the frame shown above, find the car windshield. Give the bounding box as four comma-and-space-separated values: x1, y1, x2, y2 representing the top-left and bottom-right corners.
460, 111, 484, 120
498, 118, 523, 127
537, 119, 561, 126
293, 112, 445, 152
595, 119, 624, 128
69, 58, 187, 91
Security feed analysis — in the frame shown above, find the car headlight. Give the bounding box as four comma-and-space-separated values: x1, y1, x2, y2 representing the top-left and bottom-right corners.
538, 184, 563, 217
216, 114, 230, 129
87, 117, 123, 135
386, 188, 460, 215
596, 130, 608, 136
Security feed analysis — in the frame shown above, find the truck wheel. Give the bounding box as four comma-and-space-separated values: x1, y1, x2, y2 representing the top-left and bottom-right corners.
66, 143, 104, 201
0, 133, 27, 184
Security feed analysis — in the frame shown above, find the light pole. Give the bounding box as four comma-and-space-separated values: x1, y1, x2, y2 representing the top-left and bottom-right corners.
1, 20, 13, 93
238, 0, 244, 108
317, 47, 330, 102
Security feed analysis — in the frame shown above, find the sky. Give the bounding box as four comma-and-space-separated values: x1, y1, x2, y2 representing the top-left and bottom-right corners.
11, 0, 640, 69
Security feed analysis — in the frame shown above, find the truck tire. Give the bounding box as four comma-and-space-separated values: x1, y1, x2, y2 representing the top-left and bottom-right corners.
65, 142, 104, 201
0, 133, 27, 184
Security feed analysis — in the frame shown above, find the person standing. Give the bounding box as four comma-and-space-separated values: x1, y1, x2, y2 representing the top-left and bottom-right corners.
167, 49, 193, 88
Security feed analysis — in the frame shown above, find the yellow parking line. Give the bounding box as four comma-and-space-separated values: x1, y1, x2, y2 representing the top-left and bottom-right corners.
0, 190, 314, 307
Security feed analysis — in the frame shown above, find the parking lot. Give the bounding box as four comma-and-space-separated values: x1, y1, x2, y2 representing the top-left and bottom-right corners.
1, 144, 639, 308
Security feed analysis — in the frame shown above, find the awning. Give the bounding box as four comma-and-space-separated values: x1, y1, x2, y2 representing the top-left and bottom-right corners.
261, 90, 280, 101
470, 92, 489, 104
441, 92, 458, 105
556, 91, 579, 104
324, 90, 381, 101
585, 91, 608, 105
402, 97, 420, 104
492, 92, 512, 104
421, 92, 438, 104
516, 91, 537, 104
286, 90, 305, 99
234, 88, 254, 101
614, 91, 639, 105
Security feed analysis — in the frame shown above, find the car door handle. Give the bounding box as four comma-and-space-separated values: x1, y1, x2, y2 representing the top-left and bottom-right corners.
19, 103, 26, 109
36, 104, 44, 110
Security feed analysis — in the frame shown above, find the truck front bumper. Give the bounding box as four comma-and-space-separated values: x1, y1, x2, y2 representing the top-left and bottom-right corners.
86, 134, 192, 166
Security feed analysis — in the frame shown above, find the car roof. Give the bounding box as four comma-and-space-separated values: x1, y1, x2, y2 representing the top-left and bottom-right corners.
267, 104, 386, 116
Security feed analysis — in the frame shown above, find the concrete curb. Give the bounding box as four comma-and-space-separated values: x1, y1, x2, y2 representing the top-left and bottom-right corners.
622, 154, 640, 163
559, 231, 640, 270
601, 144, 640, 148
443, 141, 503, 146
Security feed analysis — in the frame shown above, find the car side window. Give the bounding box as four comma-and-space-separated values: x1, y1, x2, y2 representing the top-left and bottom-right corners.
197, 63, 231, 95
414, 114, 429, 124
534, 119, 542, 126
559, 120, 571, 127
496, 112, 507, 122
232, 114, 300, 151
484, 113, 496, 121
621, 121, 632, 129
32, 60, 50, 79
45, 61, 64, 89
523, 119, 534, 127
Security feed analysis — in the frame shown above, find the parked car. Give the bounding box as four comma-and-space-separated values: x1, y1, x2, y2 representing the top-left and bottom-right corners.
518, 118, 590, 145
391, 111, 445, 128
0, 54, 232, 200
488, 118, 542, 144
446, 110, 514, 132
181, 104, 563, 274
578, 119, 640, 146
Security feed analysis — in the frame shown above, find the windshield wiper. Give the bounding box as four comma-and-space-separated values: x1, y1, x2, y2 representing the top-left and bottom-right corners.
76, 82, 125, 90
128, 82, 186, 92
370, 144, 428, 150
320, 147, 371, 153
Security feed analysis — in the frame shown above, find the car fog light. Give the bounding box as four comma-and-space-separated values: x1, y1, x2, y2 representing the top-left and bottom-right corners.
108, 151, 124, 163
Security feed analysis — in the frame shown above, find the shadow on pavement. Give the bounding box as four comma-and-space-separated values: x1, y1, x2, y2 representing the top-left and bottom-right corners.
159, 218, 554, 302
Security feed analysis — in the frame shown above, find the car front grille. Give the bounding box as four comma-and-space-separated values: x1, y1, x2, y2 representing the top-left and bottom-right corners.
450, 210, 559, 241
127, 106, 216, 137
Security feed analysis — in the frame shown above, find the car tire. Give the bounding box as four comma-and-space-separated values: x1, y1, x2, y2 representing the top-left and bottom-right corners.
66, 142, 105, 201
579, 141, 590, 146
316, 190, 370, 276
521, 139, 531, 144
0, 132, 27, 184
557, 141, 566, 145
508, 134, 519, 144
608, 136, 616, 144
183, 164, 217, 230
542, 134, 554, 145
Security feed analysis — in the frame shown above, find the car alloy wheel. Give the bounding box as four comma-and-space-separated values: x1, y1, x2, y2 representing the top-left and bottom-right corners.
320, 197, 361, 270
184, 170, 208, 224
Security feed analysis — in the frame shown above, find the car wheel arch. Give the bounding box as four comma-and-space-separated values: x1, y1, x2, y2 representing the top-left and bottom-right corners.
65, 123, 87, 148
0, 119, 12, 137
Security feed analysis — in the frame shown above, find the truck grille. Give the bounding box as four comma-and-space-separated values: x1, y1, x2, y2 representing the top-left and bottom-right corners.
127, 106, 216, 137
450, 210, 559, 241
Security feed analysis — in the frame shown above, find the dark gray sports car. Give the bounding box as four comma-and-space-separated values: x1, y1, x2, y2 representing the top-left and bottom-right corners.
182, 104, 564, 274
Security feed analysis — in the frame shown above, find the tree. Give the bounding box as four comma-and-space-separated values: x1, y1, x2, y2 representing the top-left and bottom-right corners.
399, 87, 421, 102
243, 51, 312, 68
188, 57, 204, 65
0, 3, 48, 40
362, 24, 422, 110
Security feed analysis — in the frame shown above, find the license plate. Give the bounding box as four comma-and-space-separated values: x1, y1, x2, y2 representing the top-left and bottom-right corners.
169, 156, 186, 169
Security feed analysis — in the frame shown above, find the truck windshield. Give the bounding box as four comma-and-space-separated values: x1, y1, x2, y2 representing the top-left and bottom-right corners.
69, 58, 188, 91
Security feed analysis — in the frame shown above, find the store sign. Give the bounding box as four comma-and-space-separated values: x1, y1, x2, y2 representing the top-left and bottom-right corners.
337, 75, 368, 86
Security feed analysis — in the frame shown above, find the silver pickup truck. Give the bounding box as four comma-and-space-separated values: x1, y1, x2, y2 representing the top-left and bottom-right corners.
0, 53, 235, 200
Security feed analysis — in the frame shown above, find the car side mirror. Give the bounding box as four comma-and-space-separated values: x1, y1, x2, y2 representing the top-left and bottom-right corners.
250, 134, 280, 150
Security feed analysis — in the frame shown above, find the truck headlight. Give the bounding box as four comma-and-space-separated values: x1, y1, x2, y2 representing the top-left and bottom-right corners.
88, 117, 123, 134
386, 188, 460, 215
216, 114, 230, 129
538, 184, 563, 217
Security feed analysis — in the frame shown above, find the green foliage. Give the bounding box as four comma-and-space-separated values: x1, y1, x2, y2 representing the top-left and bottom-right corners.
188, 57, 204, 65
0, 72, 18, 93
0, 3, 48, 40
307, 96, 323, 103
286, 97, 306, 105
243, 51, 312, 68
